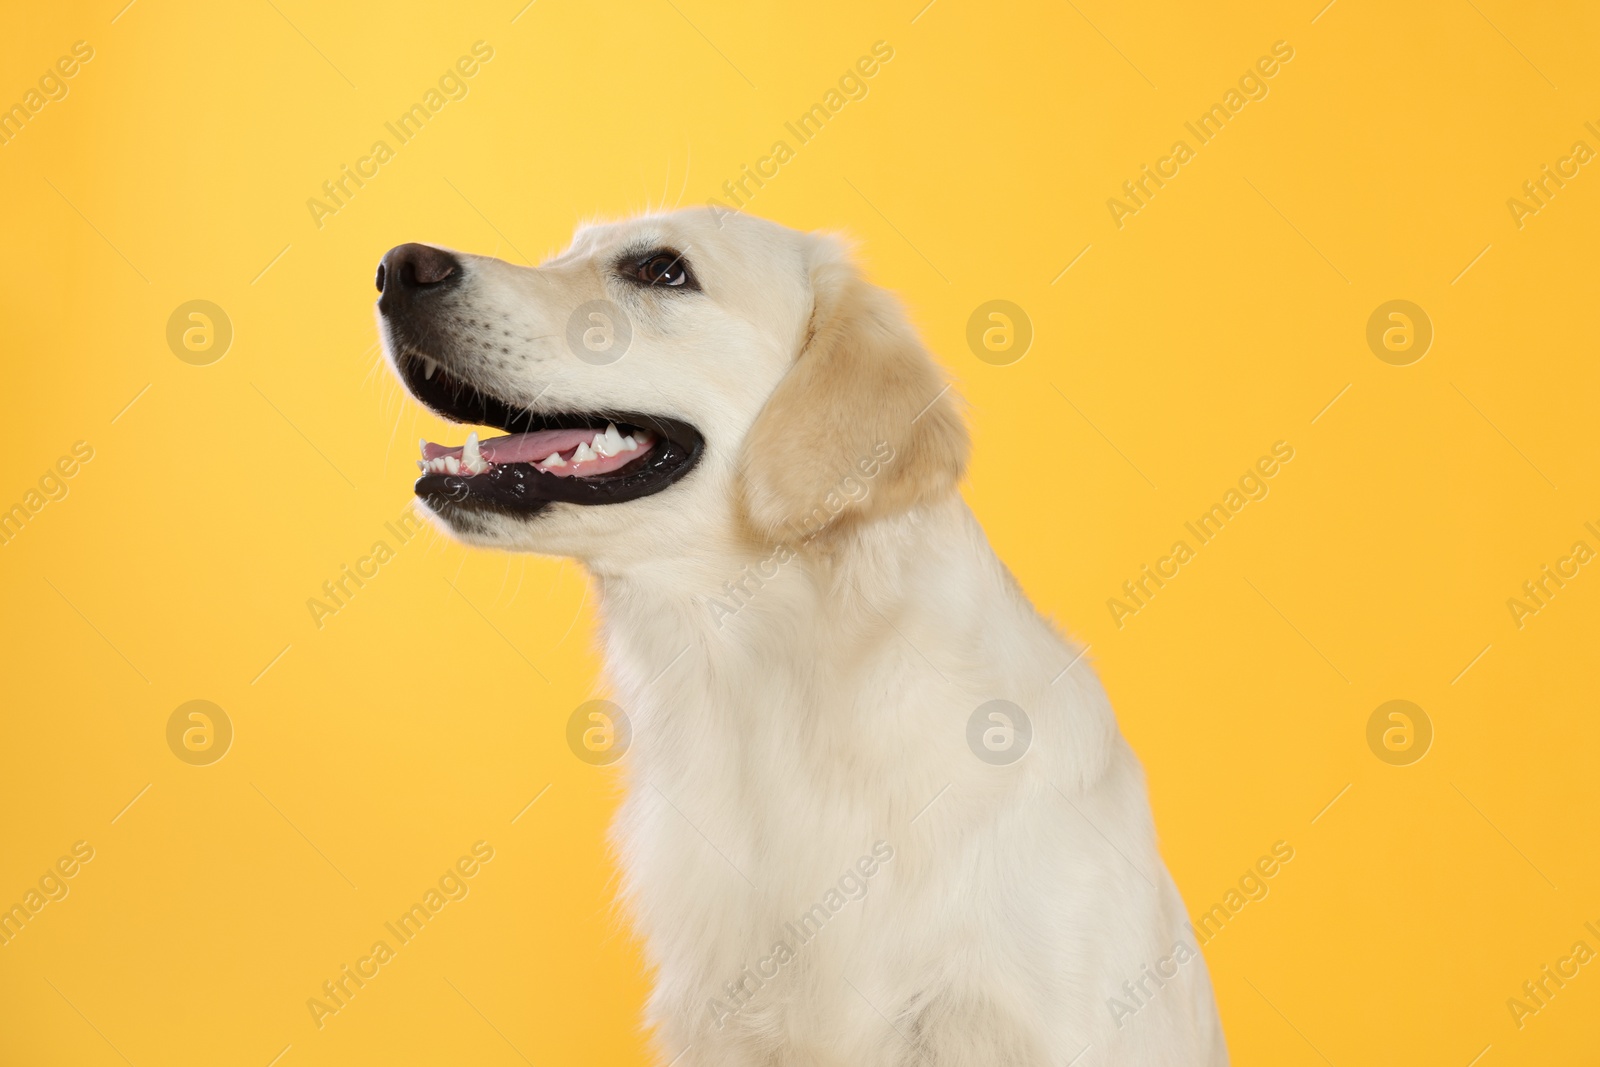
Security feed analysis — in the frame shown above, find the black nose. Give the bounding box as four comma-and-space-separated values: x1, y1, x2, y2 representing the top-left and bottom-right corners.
376, 243, 460, 298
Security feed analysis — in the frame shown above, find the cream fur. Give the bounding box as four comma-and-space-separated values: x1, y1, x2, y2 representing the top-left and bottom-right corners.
381, 208, 1227, 1066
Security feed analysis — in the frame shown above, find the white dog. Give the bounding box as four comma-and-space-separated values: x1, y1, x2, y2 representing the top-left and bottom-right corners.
377, 209, 1227, 1066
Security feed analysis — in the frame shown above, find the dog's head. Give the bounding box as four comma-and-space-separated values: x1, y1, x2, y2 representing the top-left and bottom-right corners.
377, 209, 968, 565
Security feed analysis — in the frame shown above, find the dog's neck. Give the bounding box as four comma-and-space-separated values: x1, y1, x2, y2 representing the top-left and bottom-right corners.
588, 495, 1090, 729
592, 495, 973, 663
583, 492, 1115, 811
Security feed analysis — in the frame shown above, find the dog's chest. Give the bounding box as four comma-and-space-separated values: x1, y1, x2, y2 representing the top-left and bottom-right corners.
614, 623, 969, 901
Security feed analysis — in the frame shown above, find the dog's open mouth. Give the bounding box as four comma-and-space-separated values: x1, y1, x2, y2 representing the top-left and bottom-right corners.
397, 351, 703, 515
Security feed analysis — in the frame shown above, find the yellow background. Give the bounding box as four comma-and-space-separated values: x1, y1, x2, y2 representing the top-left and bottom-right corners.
3, 0, 1598, 1063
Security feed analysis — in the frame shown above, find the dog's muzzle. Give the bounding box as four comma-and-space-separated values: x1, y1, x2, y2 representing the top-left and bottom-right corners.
375, 243, 705, 518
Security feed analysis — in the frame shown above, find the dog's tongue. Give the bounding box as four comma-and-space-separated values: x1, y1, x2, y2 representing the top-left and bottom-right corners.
421, 427, 597, 464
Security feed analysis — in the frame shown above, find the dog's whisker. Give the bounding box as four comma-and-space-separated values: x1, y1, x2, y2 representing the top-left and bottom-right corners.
550, 581, 587, 652
672, 143, 691, 210
506, 558, 528, 609
381, 401, 405, 477
493, 555, 513, 606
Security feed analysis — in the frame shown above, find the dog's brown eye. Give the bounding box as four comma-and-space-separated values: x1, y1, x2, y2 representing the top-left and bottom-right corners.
630, 251, 698, 290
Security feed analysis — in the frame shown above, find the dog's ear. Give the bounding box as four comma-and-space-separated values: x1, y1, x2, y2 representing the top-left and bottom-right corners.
738, 236, 969, 542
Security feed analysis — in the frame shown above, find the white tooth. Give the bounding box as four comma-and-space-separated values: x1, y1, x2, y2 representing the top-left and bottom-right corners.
423, 358, 438, 380
572, 441, 597, 463
463, 432, 482, 466
540, 451, 567, 468
419, 437, 429, 458
433, 457, 448, 473
602, 424, 626, 456
594, 432, 617, 458
417, 460, 426, 471
621, 434, 637, 451
445, 455, 461, 474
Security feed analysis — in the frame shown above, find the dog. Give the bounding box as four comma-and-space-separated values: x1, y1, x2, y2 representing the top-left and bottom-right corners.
376, 209, 1227, 1066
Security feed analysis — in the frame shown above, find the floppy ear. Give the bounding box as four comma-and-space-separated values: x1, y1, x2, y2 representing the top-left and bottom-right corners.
738, 236, 969, 542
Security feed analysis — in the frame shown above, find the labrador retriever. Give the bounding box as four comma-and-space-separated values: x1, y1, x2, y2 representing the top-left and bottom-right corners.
376, 209, 1226, 1066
